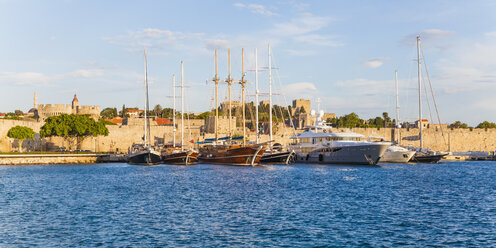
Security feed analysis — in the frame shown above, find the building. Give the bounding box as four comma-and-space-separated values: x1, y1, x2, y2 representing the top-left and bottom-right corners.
292, 99, 311, 115
220, 100, 241, 112
415, 119, 429, 128
34, 91, 101, 120
127, 109, 144, 118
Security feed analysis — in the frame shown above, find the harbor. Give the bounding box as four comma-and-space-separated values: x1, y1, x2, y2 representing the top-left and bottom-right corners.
2, 0, 496, 247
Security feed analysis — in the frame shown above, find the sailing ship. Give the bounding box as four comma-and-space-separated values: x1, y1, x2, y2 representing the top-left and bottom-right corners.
198, 49, 266, 166
127, 50, 161, 165
258, 44, 296, 165
161, 62, 198, 165
409, 35, 448, 163
380, 70, 416, 163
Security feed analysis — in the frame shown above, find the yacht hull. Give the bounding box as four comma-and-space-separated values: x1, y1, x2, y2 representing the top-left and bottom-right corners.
198, 145, 266, 166
162, 150, 198, 165
295, 143, 389, 165
127, 150, 162, 165
260, 151, 295, 164
381, 150, 416, 163
410, 152, 447, 163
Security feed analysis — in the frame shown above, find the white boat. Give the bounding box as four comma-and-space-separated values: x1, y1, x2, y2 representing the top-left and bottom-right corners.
289, 124, 390, 165
380, 145, 416, 163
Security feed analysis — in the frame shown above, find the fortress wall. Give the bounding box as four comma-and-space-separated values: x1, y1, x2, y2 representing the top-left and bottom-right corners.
2, 118, 496, 153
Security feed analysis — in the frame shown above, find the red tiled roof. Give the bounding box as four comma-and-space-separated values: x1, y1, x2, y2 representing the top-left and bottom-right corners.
155, 118, 173, 125
127, 109, 143, 113
105, 117, 123, 124
0, 113, 5, 116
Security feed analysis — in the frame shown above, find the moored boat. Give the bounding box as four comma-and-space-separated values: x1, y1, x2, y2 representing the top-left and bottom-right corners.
380, 145, 416, 163
161, 146, 198, 165
127, 50, 161, 166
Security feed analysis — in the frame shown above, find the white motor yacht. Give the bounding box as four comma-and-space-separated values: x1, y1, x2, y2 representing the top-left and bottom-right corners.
380, 145, 416, 163
289, 125, 390, 165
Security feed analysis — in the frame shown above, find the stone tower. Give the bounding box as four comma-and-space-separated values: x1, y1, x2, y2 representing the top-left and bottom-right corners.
72, 94, 79, 114
34, 90, 37, 108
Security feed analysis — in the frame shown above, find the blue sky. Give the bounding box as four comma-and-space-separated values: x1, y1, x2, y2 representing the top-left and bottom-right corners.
1, 0, 496, 125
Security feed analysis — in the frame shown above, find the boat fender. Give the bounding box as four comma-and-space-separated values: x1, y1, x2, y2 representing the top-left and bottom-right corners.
319, 154, 323, 162
306, 154, 309, 161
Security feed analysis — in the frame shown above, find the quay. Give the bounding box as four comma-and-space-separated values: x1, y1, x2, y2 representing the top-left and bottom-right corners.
0, 153, 127, 165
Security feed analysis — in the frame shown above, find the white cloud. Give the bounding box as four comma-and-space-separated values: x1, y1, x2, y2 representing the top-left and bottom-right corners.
205, 39, 230, 50
484, 31, 496, 38
103, 28, 204, 53
362, 57, 390, 68
292, 34, 342, 47
0, 72, 53, 86
286, 49, 317, 56
282, 82, 318, 98
0, 69, 105, 86
68, 69, 104, 78
401, 29, 455, 46
271, 13, 332, 36
234, 3, 277, 16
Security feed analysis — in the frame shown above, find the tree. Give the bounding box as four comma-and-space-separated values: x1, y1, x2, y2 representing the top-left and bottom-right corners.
382, 112, 391, 127
153, 104, 163, 117
7, 126, 35, 152
449, 121, 468, 129
40, 114, 109, 150
14, 110, 24, 116
476, 121, 496, 129
100, 107, 118, 119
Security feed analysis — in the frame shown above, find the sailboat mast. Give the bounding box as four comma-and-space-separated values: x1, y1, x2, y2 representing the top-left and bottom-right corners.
255, 48, 259, 144
417, 35, 423, 150
268, 44, 273, 143
172, 74, 176, 147
227, 49, 233, 139
395, 70, 400, 144
213, 49, 220, 142
181, 61, 185, 151
240, 48, 246, 146
143, 50, 148, 147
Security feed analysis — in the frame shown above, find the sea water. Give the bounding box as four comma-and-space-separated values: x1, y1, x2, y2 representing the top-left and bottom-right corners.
0, 162, 495, 247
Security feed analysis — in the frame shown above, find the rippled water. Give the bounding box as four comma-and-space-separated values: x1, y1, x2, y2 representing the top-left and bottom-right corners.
0, 162, 495, 247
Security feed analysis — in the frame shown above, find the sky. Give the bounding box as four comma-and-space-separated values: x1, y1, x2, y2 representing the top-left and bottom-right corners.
1, 0, 496, 126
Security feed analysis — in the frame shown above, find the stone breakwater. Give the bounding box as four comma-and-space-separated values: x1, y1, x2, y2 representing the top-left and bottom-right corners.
1, 119, 496, 153
0, 154, 103, 165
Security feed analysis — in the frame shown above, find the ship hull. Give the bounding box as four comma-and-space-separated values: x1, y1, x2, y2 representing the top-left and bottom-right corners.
198, 145, 266, 166
294, 143, 389, 165
381, 150, 416, 163
127, 150, 162, 165
410, 152, 447, 163
260, 151, 295, 164
162, 150, 198, 165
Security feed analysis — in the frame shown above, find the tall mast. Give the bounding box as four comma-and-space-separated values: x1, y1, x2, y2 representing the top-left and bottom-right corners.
212, 49, 220, 142
395, 70, 400, 144
226, 49, 233, 139
239, 48, 247, 146
143, 49, 149, 147
268, 44, 273, 143
172, 74, 176, 146
181, 61, 185, 151
417, 35, 423, 150
255, 48, 259, 144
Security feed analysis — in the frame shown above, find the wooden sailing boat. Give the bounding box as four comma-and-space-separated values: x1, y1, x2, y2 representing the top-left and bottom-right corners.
198, 49, 266, 166
127, 50, 162, 165
410, 35, 448, 163
259, 44, 295, 164
161, 61, 198, 165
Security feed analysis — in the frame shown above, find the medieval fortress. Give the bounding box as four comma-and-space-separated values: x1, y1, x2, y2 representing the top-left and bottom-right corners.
33, 91, 100, 120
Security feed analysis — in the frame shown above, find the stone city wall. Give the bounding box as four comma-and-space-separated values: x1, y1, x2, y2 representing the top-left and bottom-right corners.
2, 119, 496, 153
